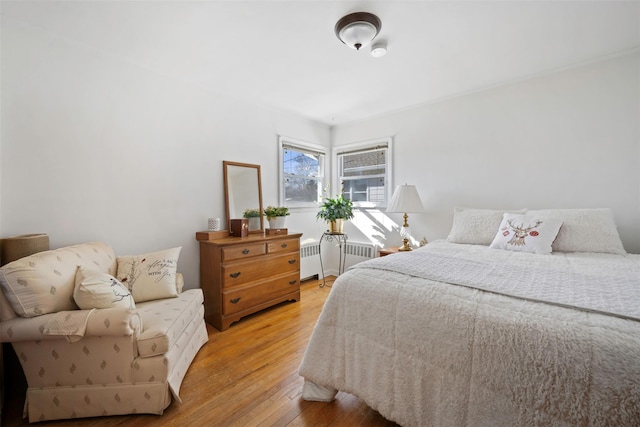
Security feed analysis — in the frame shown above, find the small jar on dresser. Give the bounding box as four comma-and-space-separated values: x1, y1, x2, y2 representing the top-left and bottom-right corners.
196, 231, 302, 331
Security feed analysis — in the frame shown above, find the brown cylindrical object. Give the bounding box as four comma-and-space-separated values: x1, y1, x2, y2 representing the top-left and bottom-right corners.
0, 233, 50, 266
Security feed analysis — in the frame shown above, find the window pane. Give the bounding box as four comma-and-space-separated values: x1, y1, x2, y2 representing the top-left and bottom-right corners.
343, 177, 385, 204
338, 145, 388, 207
280, 141, 325, 207
284, 148, 320, 177
284, 177, 319, 203
340, 150, 386, 177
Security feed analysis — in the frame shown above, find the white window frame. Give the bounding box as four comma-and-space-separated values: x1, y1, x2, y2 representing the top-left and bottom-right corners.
278, 136, 327, 208
332, 137, 393, 209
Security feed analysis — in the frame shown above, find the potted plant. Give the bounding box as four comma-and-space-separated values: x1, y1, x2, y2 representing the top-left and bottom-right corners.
243, 208, 262, 231
264, 205, 290, 229
316, 192, 354, 233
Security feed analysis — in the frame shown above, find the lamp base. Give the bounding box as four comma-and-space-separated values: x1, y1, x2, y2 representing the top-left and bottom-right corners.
398, 238, 412, 251
399, 222, 412, 251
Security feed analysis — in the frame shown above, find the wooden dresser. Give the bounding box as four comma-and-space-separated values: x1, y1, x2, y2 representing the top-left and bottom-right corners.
197, 232, 302, 331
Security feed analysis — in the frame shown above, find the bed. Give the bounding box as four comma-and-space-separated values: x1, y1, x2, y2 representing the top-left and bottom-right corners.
299, 208, 640, 426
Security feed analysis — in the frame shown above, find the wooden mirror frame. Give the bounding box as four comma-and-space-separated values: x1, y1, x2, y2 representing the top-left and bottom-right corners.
223, 161, 264, 234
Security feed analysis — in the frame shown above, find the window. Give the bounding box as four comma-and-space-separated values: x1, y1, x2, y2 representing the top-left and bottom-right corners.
279, 137, 326, 208
336, 138, 392, 208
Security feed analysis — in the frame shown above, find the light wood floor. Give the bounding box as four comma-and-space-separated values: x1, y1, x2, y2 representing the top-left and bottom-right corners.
2, 278, 399, 427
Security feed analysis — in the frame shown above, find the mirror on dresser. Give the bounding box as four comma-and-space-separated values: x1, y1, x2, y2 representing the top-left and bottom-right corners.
223, 161, 264, 234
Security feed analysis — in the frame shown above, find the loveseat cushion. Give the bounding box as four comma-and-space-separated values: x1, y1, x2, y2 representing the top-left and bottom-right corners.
135, 288, 204, 357
0, 242, 116, 317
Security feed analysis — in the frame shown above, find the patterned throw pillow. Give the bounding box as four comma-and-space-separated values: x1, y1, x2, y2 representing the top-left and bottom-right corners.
116, 247, 181, 303
73, 267, 135, 310
490, 213, 563, 255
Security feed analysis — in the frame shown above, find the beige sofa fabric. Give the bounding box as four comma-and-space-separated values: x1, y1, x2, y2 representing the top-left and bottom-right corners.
0, 242, 208, 422
26, 383, 171, 422
0, 287, 17, 321
0, 242, 116, 317
0, 307, 141, 342
136, 289, 205, 358
16, 299, 208, 422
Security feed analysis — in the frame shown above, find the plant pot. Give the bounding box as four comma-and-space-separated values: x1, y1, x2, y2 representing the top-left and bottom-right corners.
247, 217, 261, 231
268, 216, 287, 229
329, 219, 344, 234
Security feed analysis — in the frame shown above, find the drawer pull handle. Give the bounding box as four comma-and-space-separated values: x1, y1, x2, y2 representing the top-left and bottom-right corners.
289, 280, 297, 285
230, 272, 241, 278
230, 297, 241, 304
242, 249, 250, 254
281, 243, 288, 248
288, 259, 296, 264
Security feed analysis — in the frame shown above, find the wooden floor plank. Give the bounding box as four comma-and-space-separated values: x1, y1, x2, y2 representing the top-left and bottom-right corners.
1, 279, 399, 426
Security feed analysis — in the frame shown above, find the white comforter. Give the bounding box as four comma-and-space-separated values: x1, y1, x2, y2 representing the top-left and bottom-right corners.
299, 241, 640, 426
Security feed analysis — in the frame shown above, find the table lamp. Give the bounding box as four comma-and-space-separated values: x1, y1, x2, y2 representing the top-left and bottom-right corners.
386, 184, 424, 251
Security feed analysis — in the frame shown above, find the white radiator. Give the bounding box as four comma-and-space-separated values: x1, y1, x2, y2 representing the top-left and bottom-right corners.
300, 243, 321, 280
343, 241, 377, 270
300, 240, 377, 280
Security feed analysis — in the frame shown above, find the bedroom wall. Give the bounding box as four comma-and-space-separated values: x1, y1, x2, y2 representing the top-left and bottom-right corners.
2, 17, 638, 298
0, 17, 330, 289
333, 52, 640, 254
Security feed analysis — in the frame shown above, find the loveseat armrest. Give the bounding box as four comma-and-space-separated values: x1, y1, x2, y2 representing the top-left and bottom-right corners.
0, 307, 141, 343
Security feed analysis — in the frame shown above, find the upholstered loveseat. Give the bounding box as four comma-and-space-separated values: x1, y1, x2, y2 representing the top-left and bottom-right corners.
0, 242, 208, 422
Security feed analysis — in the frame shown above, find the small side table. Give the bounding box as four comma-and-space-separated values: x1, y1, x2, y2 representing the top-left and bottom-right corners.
379, 246, 401, 257
318, 232, 348, 288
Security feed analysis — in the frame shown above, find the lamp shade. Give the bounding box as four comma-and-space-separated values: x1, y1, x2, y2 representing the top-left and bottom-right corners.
386, 185, 424, 213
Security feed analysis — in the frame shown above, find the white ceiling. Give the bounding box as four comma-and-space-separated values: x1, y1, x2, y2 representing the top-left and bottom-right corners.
3, 1, 639, 125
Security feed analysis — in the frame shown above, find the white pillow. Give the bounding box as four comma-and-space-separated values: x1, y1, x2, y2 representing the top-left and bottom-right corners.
73, 267, 135, 310
116, 247, 181, 303
447, 207, 527, 245
490, 213, 563, 255
527, 208, 626, 254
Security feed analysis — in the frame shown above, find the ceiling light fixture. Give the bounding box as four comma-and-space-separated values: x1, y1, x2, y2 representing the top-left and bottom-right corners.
335, 12, 382, 51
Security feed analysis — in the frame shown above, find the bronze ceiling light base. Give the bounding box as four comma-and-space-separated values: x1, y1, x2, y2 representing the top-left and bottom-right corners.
335, 12, 382, 51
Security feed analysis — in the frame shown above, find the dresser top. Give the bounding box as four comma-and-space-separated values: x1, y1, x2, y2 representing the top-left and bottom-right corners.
197, 232, 302, 247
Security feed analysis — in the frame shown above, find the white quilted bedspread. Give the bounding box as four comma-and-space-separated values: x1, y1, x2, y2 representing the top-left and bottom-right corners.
354, 240, 640, 320
300, 241, 640, 426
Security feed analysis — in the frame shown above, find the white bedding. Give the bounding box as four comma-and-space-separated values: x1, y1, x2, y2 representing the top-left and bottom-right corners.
299, 241, 640, 426
360, 241, 640, 320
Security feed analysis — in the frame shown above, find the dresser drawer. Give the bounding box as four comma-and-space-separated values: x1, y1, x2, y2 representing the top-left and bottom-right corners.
222, 243, 266, 262
222, 272, 299, 315
221, 252, 299, 288
267, 238, 300, 254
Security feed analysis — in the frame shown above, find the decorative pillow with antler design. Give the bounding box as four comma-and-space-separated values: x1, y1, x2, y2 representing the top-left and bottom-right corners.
490, 213, 564, 254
